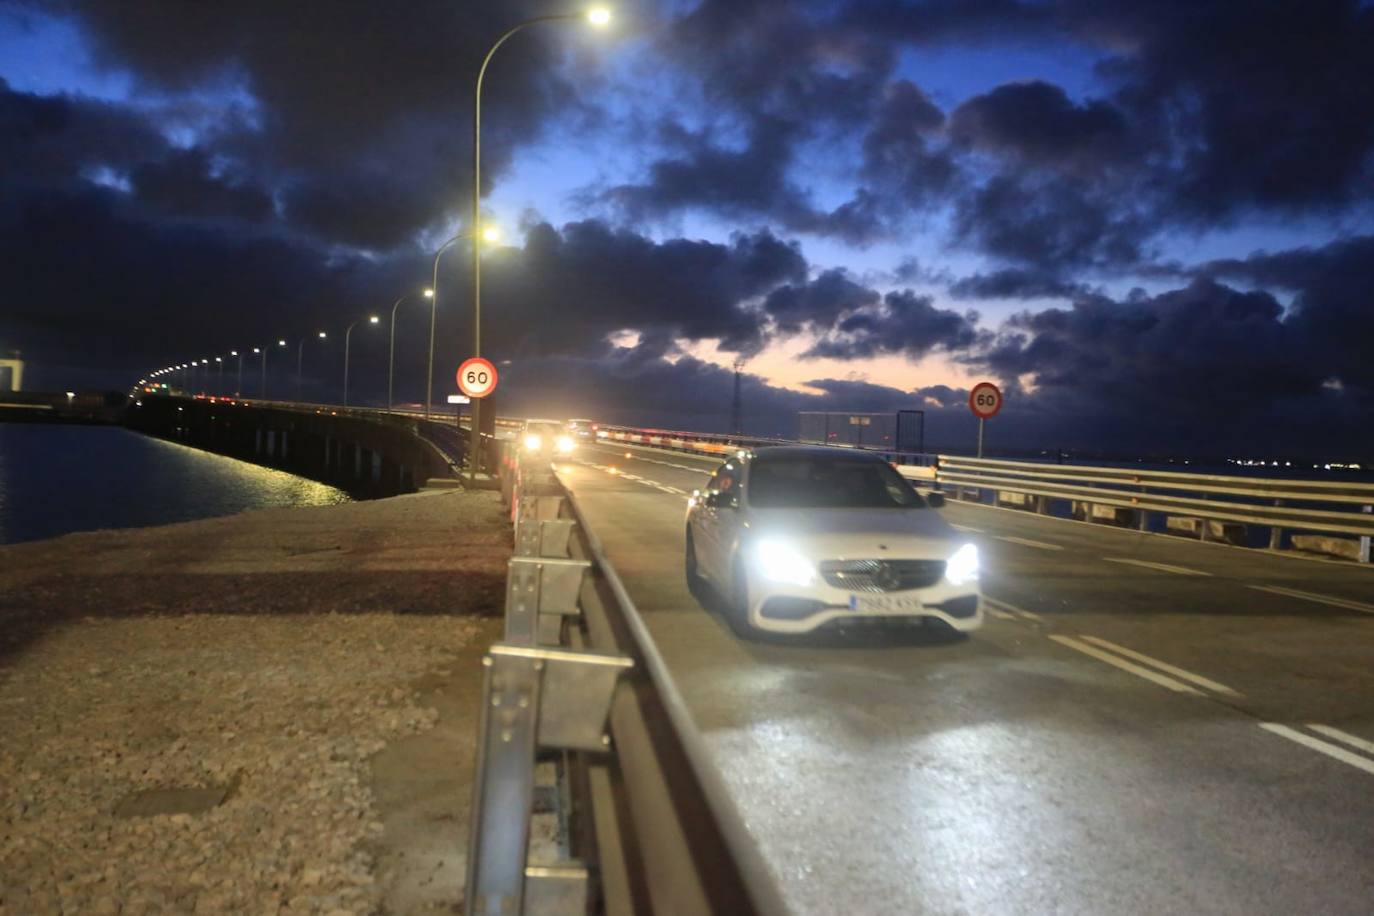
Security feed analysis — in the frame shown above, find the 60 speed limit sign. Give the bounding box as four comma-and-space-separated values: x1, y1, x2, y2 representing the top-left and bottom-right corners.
456, 357, 498, 398
968, 381, 1003, 419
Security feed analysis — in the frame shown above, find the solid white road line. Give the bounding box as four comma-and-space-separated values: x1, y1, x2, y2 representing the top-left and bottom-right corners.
1077, 636, 1242, 698
1050, 635, 1202, 694
1102, 557, 1214, 577
983, 597, 1044, 622
984, 606, 1016, 620
950, 524, 984, 533
1247, 585, 1374, 615
995, 535, 1063, 551
1307, 724, 1374, 757
1260, 724, 1374, 777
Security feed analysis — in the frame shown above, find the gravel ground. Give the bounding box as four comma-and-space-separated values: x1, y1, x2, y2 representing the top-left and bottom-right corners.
0, 489, 508, 914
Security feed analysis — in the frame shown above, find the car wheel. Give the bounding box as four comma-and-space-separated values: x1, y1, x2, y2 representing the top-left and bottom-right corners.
685, 527, 704, 591
728, 557, 759, 638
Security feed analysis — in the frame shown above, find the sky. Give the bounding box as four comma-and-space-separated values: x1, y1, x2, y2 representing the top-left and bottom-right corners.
2, 0, 1373, 459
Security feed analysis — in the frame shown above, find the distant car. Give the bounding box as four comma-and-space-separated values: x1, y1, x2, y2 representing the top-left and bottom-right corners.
684, 446, 981, 637
522, 418, 576, 456
565, 418, 597, 440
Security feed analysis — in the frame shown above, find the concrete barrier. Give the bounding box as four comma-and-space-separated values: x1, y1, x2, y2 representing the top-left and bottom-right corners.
1072, 501, 1134, 527
1166, 516, 1248, 546
1291, 534, 1363, 561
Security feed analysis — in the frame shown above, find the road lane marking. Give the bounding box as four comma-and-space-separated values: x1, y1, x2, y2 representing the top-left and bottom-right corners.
1077, 636, 1242, 698
984, 606, 1016, 620
1049, 635, 1202, 694
1307, 725, 1374, 756
950, 524, 984, 533
1247, 585, 1374, 615
995, 535, 1062, 551
1102, 557, 1213, 577
590, 446, 712, 475
576, 462, 690, 499
983, 597, 1044, 622
1260, 724, 1374, 777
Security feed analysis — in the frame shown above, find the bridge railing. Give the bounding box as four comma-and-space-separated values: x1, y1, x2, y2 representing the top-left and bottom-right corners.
596, 422, 938, 467
920, 455, 1374, 561
463, 445, 787, 916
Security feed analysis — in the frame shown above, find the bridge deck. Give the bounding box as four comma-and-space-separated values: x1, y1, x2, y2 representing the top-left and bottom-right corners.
559, 439, 1374, 915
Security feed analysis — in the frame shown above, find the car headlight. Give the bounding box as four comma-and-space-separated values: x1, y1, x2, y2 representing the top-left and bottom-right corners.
555, 435, 576, 454
946, 543, 979, 586
753, 538, 816, 587
523, 433, 543, 451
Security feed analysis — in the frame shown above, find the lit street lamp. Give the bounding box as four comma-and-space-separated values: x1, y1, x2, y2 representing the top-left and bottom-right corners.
258, 340, 287, 399
231, 350, 242, 396
296, 331, 327, 402
343, 316, 379, 407
426, 225, 500, 418
390, 289, 431, 413
467, 7, 611, 474
215, 356, 223, 394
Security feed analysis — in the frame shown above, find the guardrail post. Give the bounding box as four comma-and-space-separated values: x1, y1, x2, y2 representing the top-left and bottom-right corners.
1361, 505, 1371, 564
1268, 499, 1285, 551
505, 557, 592, 647
466, 644, 632, 916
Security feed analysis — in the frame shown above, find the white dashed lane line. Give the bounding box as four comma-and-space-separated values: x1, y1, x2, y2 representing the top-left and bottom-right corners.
982, 597, 1044, 623
1247, 585, 1374, 615
950, 524, 984, 534
578, 461, 688, 497
1307, 725, 1374, 756
995, 535, 1063, 551
1077, 635, 1242, 698
1260, 724, 1374, 777
1049, 635, 1203, 695
1102, 557, 1213, 577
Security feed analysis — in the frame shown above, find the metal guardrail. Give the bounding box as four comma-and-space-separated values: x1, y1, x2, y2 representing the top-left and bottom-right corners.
596, 423, 938, 467
924, 455, 1374, 560
465, 443, 788, 915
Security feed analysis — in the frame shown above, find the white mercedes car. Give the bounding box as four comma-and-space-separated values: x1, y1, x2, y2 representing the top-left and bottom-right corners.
684, 446, 982, 637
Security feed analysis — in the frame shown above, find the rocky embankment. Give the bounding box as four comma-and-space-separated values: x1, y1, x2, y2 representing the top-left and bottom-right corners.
0, 489, 508, 914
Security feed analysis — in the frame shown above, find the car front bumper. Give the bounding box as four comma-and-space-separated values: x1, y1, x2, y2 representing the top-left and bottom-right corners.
747, 577, 983, 634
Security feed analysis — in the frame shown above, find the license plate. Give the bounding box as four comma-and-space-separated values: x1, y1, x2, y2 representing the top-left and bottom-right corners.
848, 593, 923, 613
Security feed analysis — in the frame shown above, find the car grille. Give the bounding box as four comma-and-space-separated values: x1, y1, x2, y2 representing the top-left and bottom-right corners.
819, 559, 946, 592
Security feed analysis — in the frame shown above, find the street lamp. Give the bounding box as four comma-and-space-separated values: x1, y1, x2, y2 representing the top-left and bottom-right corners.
258, 340, 286, 399
296, 331, 327, 403
467, 8, 611, 475
388, 290, 432, 413
427, 226, 500, 418
231, 350, 242, 396
215, 356, 223, 395
343, 315, 379, 407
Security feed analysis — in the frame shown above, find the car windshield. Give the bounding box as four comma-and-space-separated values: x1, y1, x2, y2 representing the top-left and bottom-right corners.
747, 455, 926, 509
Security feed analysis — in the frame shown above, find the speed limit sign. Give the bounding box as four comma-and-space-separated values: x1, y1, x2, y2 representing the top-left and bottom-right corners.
968, 381, 1003, 419
456, 357, 498, 398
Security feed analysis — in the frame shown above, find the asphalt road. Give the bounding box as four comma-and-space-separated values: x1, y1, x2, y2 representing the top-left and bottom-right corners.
558, 440, 1374, 916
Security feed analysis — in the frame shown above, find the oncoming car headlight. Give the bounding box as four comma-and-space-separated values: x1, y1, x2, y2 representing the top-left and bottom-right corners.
555, 435, 576, 454
946, 543, 979, 586
523, 433, 543, 451
753, 539, 816, 587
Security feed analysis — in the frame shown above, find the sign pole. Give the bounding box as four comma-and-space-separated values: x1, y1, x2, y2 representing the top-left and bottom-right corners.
977, 418, 985, 458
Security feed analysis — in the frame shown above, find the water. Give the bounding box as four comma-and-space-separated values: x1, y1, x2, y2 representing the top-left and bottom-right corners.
0, 424, 350, 545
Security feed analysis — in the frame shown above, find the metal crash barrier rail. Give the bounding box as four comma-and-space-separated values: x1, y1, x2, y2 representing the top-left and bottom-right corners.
922, 455, 1374, 561
465, 444, 788, 915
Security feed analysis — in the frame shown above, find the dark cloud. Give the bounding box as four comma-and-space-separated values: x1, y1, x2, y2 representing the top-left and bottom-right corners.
948, 80, 1134, 174
761, 269, 880, 335
130, 148, 272, 223
806, 290, 981, 360
947, 268, 1090, 301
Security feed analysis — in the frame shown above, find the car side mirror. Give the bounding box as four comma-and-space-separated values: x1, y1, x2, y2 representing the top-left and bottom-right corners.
926, 491, 946, 508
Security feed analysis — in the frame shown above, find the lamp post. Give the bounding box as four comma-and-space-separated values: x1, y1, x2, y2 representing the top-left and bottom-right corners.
467, 8, 610, 475
215, 356, 223, 395
427, 226, 500, 418
391, 290, 431, 413
257, 341, 286, 399
343, 316, 379, 407
296, 331, 327, 403
232, 350, 242, 396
